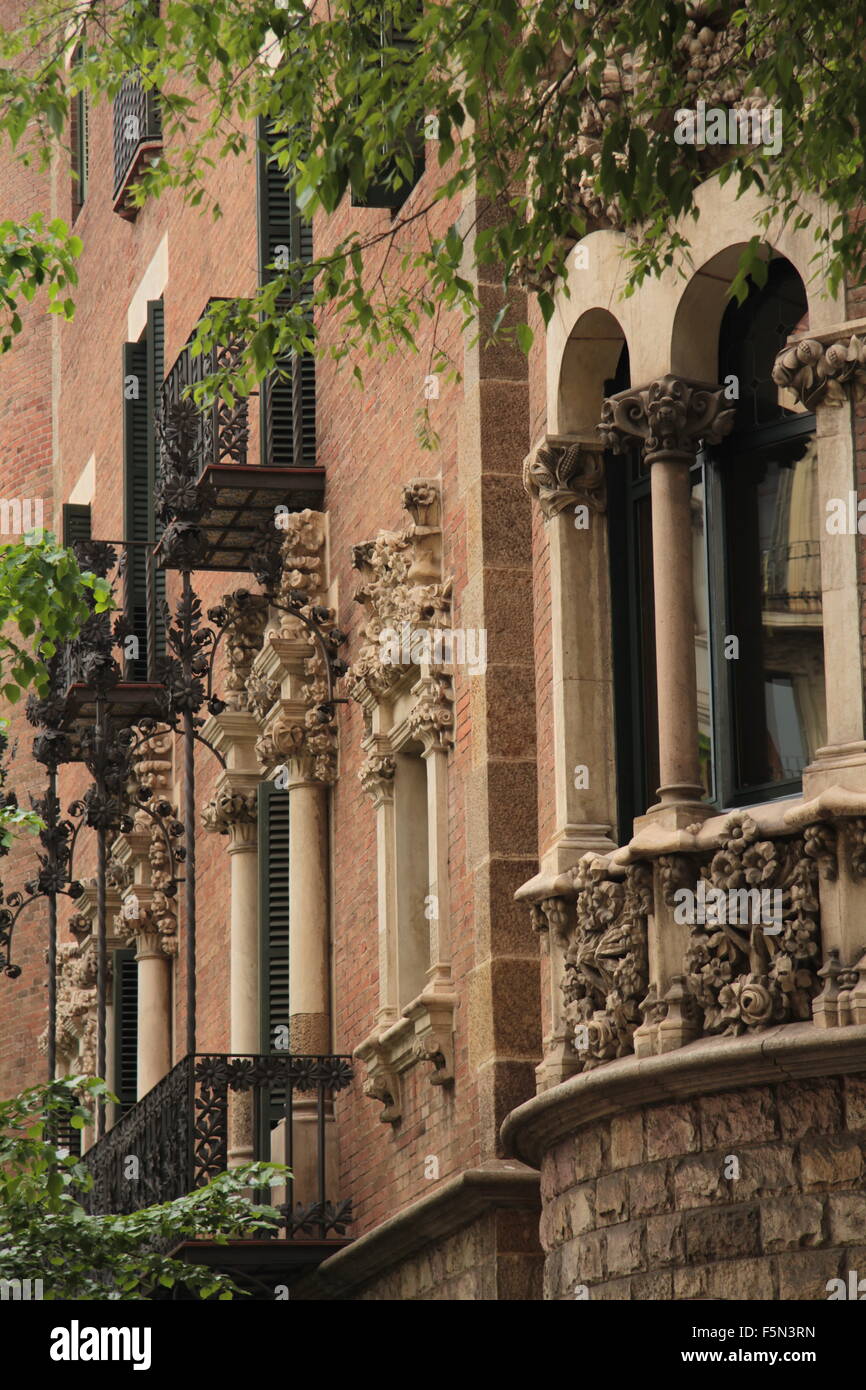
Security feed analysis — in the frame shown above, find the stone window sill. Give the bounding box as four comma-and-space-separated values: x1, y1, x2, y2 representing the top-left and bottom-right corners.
354, 988, 457, 1124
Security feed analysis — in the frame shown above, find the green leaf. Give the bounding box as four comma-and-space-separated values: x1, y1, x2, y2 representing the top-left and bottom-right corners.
516, 323, 534, 354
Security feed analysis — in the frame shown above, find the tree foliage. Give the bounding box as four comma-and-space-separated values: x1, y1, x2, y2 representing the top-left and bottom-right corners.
0, 1076, 286, 1299
0, 534, 110, 841
0, 533, 111, 705
0, 0, 863, 403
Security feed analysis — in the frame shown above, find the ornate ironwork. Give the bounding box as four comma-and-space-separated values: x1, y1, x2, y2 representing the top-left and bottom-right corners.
113, 71, 162, 201
82, 1053, 355, 1243
160, 303, 249, 477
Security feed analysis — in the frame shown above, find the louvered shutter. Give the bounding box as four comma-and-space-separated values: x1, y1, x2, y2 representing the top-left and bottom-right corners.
259, 781, 290, 1053
258, 782, 291, 1144
112, 947, 138, 1115
71, 46, 88, 211
62, 503, 91, 547
122, 339, 150, 680
76, 89, 89, 205
122, 300, 164, 680
256, 118, 316, 468
145, 299, 166, 664
350, 3, 424, 210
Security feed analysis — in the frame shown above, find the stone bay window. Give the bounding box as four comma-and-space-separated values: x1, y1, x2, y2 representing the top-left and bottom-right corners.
518, 226, 866, 1086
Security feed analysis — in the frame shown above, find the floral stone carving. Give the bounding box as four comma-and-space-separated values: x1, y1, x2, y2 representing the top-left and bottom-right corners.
684, 813, 823, 1035
561, 858, 652, 1069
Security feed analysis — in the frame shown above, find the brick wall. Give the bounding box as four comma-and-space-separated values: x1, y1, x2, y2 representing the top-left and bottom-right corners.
0, 0, 57, 1096
541, 1075, 866, 1301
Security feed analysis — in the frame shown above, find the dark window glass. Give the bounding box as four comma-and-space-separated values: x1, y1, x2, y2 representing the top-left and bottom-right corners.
609, 258, 825, 830
721, 433, 824, 797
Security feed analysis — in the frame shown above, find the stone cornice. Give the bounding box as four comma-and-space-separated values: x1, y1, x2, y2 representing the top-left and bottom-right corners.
501, 1023, 866, 1168
299, 1161, 540, 1299
523, 434, 606, 519
599, 375, 735, 462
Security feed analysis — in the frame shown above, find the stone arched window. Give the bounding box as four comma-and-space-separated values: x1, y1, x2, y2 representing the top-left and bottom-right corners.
608, 256, 824, 822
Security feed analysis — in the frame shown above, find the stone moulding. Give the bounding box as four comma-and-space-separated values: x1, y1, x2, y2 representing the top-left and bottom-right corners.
300, 1161, 540, 1300
500, 1023, 866, 1170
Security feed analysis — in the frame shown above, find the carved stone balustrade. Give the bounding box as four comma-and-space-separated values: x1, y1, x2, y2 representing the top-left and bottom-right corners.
520, 794, 866, 1088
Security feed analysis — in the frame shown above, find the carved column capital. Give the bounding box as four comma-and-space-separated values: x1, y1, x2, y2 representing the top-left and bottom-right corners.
772, 333, 866, 410
408, 675, 455, 754
599, 375, 735, 462
256, 701, 337, 784
523, 435, 606, 519
118, 902, 179, 960
201, 785, 258, 847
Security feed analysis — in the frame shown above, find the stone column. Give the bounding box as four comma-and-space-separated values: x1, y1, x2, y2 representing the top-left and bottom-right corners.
287, 755, 331, 1054
201, 712, 264, 1169
225, 800, 259, 1054
132, 921, 173, 1096
200, 754, 261, 1053
600, 376, 734, 1009
599, 375, 734, 816
773, 330, 866, 756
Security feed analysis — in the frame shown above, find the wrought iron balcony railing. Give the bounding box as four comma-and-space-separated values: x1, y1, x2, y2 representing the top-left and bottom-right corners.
57, 538, 164, 723
161, 306, 250, 473
157, 303, 324, 571
113, 72, 162, 213
82, 1053, 354, 1242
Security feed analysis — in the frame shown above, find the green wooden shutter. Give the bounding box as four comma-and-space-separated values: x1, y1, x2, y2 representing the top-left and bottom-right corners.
122, 299, 164, 679
350, 3, 424, 210
62, 503, 91, 547
112, 947, 138, 1115
72, 46, 88, 210
145, 298, 166, 664
256, 118, 316, 468
122, 338, 150, 680
258, 781, 291, 1055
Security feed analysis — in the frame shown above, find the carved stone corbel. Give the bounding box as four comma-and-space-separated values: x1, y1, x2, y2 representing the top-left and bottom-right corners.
40, 933, 99, 1074
405, 990, 457, 1086
359, 750, 396, 804
218, 591, 269, 712
248, 509, 339, 782
354, 1036, 403, 1125
523, 435, 607, 519
407, 675, 455, 753
772, 334, 866, 410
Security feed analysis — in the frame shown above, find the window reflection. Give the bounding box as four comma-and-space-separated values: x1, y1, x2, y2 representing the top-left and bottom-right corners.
724, 436, 826, 793
691, 475, 713, 801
